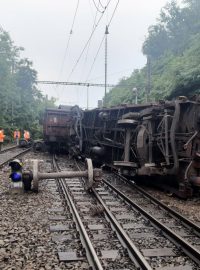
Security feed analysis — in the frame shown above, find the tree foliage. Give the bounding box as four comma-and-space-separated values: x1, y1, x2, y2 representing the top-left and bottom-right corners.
105, 0, 200, 106
0, 29, 55, 141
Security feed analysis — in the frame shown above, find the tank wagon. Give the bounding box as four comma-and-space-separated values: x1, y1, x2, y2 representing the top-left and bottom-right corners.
81, 97, 200, 197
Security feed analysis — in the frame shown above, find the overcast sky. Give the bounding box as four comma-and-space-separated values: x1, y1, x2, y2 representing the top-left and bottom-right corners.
0, 0, 173, 108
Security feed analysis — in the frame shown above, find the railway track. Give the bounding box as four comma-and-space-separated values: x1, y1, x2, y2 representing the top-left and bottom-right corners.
0, 145, 18, 153
49, 156, 137, 269
46, 156, 200, 269
0, 146, 31, 167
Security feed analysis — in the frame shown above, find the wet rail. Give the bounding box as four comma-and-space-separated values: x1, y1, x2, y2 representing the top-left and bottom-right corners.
44, 156, 200, 269
77, 161, 200, 269
49, 156, 152, 269
0, 145, 18, 154
0, 147, 31, 167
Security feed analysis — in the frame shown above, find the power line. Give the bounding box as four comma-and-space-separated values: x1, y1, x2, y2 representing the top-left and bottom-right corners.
85, 34, 105, 82
58, 0, 80, 79
92, 0, 105, 13
98, 0, 105, 9
67, 0, 112, 81
85, 0, 120, 85
71, 0, 80, 31
107, 0, 120, 27
74, 0, 101, 98
80, 0, 101, 81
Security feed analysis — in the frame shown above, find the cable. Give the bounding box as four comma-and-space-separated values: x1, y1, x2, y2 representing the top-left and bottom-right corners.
71, 0, 80, 31
98, 0, 105, 9
73, 0, 100, 98
84, 0, 120, 82
67, 0, 112, 81
92, 0, 105, 13
58, 0, 80, 79
85, 34, 105, 82
107, 0, 120, 27
79, 0, 100, 81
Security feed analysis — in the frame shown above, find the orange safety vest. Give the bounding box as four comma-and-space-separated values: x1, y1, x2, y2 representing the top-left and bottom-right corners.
14, 131, 21, 139
0, 130, 5, 143
24, 131, 30, 140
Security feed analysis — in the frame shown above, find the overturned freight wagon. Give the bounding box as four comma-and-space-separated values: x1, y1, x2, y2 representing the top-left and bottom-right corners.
81, 97, 200, 197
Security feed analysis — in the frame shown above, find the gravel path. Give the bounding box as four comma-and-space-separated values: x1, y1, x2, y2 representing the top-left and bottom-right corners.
0, 152, 76, 270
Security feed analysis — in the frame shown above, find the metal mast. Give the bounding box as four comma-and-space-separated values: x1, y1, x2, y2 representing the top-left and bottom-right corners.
104, 25, 109, 103
146, 55, 151, 102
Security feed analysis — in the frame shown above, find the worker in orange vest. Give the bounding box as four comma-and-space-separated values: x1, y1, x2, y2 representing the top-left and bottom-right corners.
24, 130, 30, 141
14, 130, 21, 145
0, 129, 5, 151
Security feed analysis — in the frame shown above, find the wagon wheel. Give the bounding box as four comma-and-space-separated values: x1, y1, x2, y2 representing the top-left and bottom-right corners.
84, 158, 93, 190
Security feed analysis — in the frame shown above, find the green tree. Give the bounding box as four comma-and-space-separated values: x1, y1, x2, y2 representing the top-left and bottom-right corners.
0, 28, 55, 141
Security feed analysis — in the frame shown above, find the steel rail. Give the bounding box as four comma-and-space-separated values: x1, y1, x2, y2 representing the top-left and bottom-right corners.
103, 178, 200, 266
0, 148, 31, 168
0, 145, 18, 154
52, 157, 103, 270
92, 188, 153, 270
74, 160, 153, 269
113, 172, 200, 235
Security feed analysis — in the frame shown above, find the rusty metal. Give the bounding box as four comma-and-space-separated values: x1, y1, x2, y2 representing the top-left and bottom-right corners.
81, 97, 200, 197
43, 105, 83, 153
30, 158, 101, 192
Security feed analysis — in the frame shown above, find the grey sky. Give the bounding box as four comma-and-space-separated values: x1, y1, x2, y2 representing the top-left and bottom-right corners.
0, 0, 172, 108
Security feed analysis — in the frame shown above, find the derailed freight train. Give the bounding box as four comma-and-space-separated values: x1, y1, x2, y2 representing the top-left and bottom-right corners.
41, 96, 200, 197
81, 97, 200, 197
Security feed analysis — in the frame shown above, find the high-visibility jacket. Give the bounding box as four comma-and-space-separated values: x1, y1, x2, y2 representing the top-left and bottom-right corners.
0, 130, 5, 143
14, 130, 21, 139
24, 131, 30, 140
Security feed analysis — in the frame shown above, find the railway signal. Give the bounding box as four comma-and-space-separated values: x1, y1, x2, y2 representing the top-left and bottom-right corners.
9, 159, 33, 192
9, 159, 23, 182
9, 159, 24, 193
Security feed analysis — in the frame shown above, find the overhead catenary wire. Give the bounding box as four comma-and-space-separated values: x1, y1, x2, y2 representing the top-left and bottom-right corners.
80, 0, 101, 80
74, 0, 101, 104
67, 0, 112, 82
98, 0, 105, 9
85, 0, 120, 83
92, 0, 105, 13
107, 0, 120, 27
58, 0, 80, 80
85, 34, 105, 82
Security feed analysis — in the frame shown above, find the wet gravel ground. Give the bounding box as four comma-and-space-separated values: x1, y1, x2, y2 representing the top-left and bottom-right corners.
141, 186, 200, 224
1, 150, 200, 269
0, 151, 86, 270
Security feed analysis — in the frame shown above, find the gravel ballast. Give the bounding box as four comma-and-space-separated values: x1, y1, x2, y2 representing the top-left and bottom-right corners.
0, 151, 200, 269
